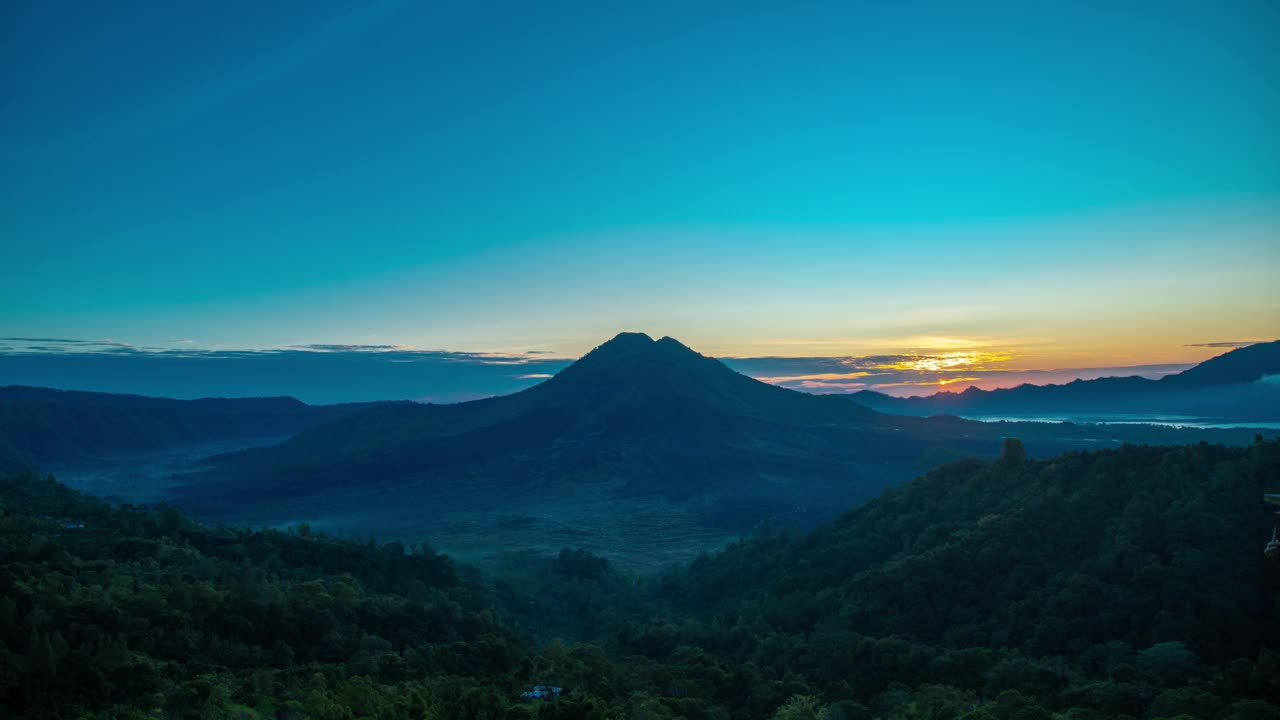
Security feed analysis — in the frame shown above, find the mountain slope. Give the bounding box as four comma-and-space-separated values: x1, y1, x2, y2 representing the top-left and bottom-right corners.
852, 339, 1280, 419
1161, 339, 1280, 388
177, 334, 914, 527
667, 440, 1280, 658
620, 439, 1280, 717
0, 385, 402, 471
174, 334, 1275, 566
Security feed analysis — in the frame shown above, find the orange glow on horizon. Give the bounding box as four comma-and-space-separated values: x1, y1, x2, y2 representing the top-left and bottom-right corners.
752, 371, 874, 384
876, 351, 1017, 373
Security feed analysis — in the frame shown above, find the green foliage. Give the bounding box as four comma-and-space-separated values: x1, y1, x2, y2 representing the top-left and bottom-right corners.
628, 440, 1280, 718
1137, 642, 1201, 683
0, 473, 526, 719
770, 694, 830, 720
3, 439, 1280, 719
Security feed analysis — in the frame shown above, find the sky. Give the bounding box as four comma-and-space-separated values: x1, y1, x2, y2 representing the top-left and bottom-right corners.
3, 0, 1279, 396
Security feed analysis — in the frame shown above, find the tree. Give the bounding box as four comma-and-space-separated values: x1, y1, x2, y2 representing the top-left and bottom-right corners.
1137, 642, 1200, 684
999, 438, 1027, 465
772, 694, 831, 720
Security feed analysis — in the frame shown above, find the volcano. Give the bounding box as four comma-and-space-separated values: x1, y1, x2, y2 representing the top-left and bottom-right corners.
173, 333, 1271, 566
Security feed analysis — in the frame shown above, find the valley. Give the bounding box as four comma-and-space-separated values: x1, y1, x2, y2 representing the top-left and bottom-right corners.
15, 334, 1279, 572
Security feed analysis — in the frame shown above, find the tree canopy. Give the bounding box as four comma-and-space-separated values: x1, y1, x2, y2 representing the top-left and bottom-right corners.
3, 439, 1280, 718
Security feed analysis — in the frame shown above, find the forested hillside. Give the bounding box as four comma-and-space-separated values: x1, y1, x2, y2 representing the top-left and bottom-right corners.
0, 473, 534, 719
637, 439, 1280, 718
3, 439, 1280, 719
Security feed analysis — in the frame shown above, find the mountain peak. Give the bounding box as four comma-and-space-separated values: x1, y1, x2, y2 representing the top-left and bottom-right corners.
597, 331, 655, 349
655, 335, 693, 351
590, 333, 696, 354
572, 332, 702, 371
536, 332, 785, 414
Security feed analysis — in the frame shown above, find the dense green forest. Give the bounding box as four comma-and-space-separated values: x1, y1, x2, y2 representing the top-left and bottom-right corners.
3, 439, 1280, 719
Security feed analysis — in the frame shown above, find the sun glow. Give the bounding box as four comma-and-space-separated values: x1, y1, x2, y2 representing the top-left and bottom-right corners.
752, 372, 874, 384
878, 351, 1015, 373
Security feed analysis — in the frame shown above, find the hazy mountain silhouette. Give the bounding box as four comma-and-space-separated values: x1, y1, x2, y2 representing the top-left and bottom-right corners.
1159, 339, 1280, 387
852, 340, 1280, 420
0, 385, 403, 472
173, 333, 1273, 551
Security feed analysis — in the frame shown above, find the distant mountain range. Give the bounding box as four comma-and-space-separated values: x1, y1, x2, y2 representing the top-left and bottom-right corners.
166, 333, 1273, 559
0, 386, 404, 472
852, 340, 1280, 420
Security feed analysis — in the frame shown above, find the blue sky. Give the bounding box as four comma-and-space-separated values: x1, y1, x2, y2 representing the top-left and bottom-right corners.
3, 0, 1279, 379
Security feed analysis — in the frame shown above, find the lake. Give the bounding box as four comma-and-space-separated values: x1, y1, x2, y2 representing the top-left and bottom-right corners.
967, 414, 1280, 430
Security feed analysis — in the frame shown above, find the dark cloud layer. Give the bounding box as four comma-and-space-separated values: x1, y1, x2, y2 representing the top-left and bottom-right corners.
1186, 341, 1258, 348
288, 344, 407, 352
0, 337, 92, 344
0, 338, 570, 404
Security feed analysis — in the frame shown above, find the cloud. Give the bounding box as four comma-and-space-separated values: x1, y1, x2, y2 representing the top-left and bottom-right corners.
0, 337, 169, 354
0, 337, 1196, 404
790, 379, 869, 391
871, 376, 984, 389
0, 337, 568, 363
1186, 341, 1258, 348
289, 343, 411, 352
723, 351, 1016, 391
751, 372, 874, 384
723, 355, 1192, 397
0, 339, 575, 404
0, 337, 93, 344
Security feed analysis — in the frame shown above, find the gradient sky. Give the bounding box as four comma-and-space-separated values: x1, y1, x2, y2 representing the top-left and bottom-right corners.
4, 1, 1279, 379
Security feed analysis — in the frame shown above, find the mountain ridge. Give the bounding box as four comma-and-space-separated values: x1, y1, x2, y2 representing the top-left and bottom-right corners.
0, 386, 407, 471
852, 339, 1280, 419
